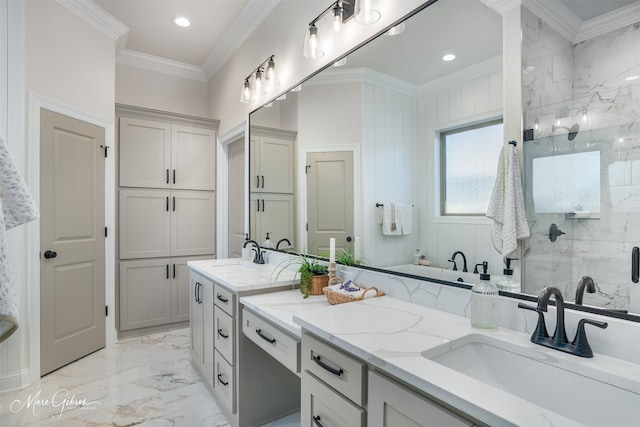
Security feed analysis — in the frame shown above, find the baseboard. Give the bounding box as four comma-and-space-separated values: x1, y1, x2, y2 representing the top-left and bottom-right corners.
0, 368, 31, 394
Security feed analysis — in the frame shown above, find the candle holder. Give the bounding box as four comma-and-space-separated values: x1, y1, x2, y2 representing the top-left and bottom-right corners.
327, 262, 342, 286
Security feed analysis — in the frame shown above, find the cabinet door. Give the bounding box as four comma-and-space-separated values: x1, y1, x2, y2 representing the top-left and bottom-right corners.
249, 195, 259, 244
258, 136, 294, 193
190, 272, 204, 365
171, 125, 216, 190
119, 259, 172, 331
119, 117, 171, 188
171, 259, 191, 323
301, 371, 365, 427
171, 191, 216, 257
260, 194, 295, 248
368, 370, 474, 427
119, 189, 171, 259
202, 278, 215, 386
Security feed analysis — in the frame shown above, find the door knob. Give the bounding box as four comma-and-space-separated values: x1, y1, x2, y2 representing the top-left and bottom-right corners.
43, 250, 57, 259
346, 236, 353, 242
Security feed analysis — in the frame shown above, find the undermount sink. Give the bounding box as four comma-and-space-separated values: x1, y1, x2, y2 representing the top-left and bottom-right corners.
422, 334, 640, 426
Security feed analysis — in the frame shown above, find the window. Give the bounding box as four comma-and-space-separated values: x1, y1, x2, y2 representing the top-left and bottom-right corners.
440, 120, 504, 215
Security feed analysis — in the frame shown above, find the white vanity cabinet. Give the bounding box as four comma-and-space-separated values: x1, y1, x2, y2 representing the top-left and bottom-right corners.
368, 370, 476, 427
190, 271, 214, 386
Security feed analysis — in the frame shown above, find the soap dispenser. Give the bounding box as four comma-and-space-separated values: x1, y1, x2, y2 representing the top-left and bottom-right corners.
262, 232, 273, 249
496, 257, 520, 293
470, 262, 499, 331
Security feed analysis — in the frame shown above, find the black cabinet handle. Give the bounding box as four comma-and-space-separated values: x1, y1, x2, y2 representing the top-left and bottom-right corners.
313, 355, 343, 376
313, 416, 323, 427
261, 175, 264, 189
173, 169, 176, 184
261, 199, 264, 212
194, 282, 199, 303
198, 283, 203, 304
166, 196, 169, 211
256, 328, 276, 344
256, 199, 260, 212
217, 293, 228, 304
218, 329, 229, 339
256, 175, 260, 189
166, 169, 169, 184
172, 196, 176, 211
633, 246, 639, 283
217, 373, 228, 387
43, 250, 57, 259
166, 264, 169, 279
173, 264, 176, 279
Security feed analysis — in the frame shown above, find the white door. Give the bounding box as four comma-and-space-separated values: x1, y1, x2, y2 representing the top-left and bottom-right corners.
40, 109, 105, 375
306, 151, 354, 257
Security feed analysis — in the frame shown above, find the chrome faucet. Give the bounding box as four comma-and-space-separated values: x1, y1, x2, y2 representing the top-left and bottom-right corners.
275, 238, 291, 250
518, 287, 608, 358
448, 251, 468, 272
575, 276, 596, 305
242, 239, 265, 264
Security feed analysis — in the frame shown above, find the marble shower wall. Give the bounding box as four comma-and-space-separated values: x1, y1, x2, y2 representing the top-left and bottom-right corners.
521, 7, 640, 311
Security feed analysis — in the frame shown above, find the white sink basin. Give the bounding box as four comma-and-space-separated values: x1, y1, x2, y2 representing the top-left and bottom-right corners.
422, 334, 640, 426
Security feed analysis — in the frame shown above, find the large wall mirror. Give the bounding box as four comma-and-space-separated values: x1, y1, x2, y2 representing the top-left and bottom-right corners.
249, 0, 640, 321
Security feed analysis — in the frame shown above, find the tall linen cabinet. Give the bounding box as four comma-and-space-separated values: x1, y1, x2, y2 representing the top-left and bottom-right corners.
117, 105, 219, 334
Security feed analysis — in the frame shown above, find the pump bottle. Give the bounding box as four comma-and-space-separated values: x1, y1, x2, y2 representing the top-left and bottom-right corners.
471, 261, 499, 331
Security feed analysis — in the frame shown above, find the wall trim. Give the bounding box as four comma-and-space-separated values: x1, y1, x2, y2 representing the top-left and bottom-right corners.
116, 49, 207, 82
304, 67, 418, 97
27, 92, 116, 383
0, 368, 30, 394
217, 121, 247, 259
56, 0, 129, 50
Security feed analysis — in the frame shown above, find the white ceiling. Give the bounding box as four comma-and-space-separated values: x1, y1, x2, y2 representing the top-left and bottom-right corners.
88, 0, 639, 82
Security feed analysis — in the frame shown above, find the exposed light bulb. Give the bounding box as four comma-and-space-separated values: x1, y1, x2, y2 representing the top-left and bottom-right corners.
387, 22, 405, 36
333, 4, 342, 32
239, 79, 252, 104
265, 56, 279, 88
355, 0, 380, 25
442, 54, 456, 61
534, 119, 539, 130
333, 58, 347, 67
253, 68, 266, 99
303, 24, 324, 59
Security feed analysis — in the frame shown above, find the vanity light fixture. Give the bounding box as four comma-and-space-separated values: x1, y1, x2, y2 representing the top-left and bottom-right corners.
291, 85, 302, 92
174, 16, 191, 27
304, 0, 379, 59
442, 53, 456, 61
239, 55, 280, 104
333, 57, 348, 66
387, 22, 405, 36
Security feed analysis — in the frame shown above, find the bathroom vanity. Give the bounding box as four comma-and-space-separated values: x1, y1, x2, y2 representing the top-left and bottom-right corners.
190, 258, 640, 427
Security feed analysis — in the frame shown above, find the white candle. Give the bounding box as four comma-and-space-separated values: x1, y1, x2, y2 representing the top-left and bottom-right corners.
329, 238, 335, 264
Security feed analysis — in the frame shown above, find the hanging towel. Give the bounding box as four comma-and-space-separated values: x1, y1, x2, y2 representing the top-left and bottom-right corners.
380, 203, 413, 236
486, 144, 530, 255
0, 136, 39, 343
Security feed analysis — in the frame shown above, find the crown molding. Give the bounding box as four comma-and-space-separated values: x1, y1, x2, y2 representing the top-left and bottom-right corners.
202, 0, 281, 81
57, 0, 129, 46
577, 1, 640, 43
480, 0, 521, 14
116, 49, 207, 82
303, 67, 418, 97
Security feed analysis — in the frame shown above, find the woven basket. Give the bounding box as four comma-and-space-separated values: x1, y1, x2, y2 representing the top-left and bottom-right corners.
301, 275, 330, 296
323, 286, 384, 305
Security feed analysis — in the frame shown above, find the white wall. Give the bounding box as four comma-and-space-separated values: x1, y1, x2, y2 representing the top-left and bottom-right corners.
116, 63, 208, 117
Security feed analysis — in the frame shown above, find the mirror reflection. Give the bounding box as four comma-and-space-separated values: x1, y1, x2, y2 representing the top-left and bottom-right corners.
249, 0, 640, 317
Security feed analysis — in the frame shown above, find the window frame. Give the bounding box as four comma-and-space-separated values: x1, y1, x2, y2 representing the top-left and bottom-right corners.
439, 118, 504, 216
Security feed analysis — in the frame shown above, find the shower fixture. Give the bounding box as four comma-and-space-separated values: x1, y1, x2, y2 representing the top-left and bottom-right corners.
552, 122, 580, 141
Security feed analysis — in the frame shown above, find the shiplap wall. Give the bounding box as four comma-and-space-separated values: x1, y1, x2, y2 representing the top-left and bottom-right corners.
419, 57, 507, 276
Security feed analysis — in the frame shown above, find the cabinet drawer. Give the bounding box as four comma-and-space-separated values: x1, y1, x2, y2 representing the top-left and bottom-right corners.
214, 350, 236, 414
243, 308, 300, 374
302, 332, 366, 406
301, 371, 365, 427
214, 283, 236, 316
215, 309, 235, 365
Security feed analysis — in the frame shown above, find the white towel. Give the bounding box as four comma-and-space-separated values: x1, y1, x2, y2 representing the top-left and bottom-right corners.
381, 203, 412, 236
486, 145, 530, 255
396, 203, 413, 235
0, 136, 39, 343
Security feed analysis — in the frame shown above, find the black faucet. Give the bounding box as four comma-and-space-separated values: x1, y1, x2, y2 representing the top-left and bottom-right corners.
449, 251, 468, 272
276, 238, 291, 250
242, 239, 265, 264
575, 276, 596, 305
518, 287, 608, 358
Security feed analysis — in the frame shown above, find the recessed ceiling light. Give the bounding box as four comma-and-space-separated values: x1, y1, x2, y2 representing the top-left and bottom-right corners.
625, 75, 639, 81
174, 17, 191, 27
442, 54, 456, 62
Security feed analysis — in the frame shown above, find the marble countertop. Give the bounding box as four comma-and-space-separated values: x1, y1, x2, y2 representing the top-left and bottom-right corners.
187, 258, 298, 293
240, 289, 330, 337
293, 296, 640, 427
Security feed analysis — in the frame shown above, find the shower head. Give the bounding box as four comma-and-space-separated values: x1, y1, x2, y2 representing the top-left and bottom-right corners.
552, 122, 580, 141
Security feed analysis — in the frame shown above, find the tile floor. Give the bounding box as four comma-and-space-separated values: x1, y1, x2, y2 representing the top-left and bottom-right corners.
0, 328, 231, 426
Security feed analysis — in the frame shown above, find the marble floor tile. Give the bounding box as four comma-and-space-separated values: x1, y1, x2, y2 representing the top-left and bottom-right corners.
0, 328, 231, 427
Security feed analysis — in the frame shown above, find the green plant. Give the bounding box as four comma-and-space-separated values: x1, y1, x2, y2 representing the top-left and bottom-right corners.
337, 247, 355, 266
274, 252, 328, 298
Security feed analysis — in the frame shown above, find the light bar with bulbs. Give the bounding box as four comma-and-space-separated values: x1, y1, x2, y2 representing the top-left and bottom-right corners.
239, 55, 280, 105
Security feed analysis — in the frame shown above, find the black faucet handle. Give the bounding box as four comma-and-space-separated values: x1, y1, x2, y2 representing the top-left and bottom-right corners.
448, 259, 458, 271
572, 318, 608, 358
518, 302, 550, 341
